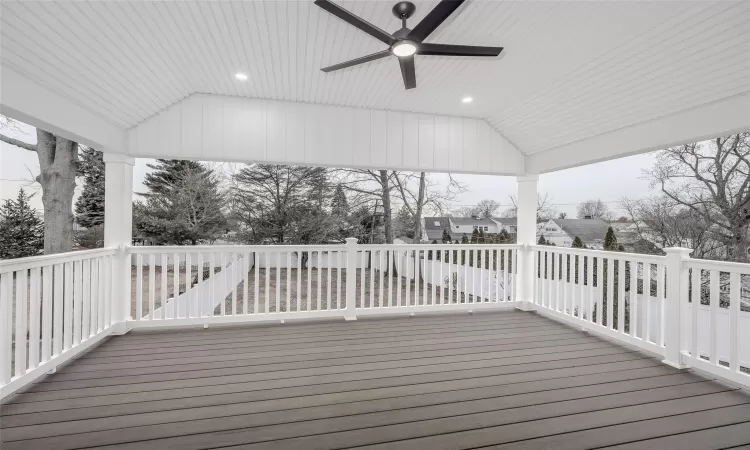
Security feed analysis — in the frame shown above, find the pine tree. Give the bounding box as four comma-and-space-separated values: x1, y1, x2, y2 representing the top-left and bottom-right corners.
572, 236, 584, 248
0, 189, 44, 259
538, 235, 547, 245
461, 234, 469, 244
478, 229, 485, 243
441, 228, 451, 243
136, 160, 227, 245
330, 184, 349, 218
75, 148, 105, 229
604, 226, 618, 251
471, 228, 479, 244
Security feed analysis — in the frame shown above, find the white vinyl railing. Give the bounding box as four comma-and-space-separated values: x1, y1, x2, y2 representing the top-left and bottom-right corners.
683, 258, 750, 386
0, 248, 118, 399
126, 241, 520, 327
530, 245, 749, 388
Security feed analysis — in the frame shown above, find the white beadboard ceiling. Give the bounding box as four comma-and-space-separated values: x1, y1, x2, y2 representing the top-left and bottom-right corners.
1, 0, 749, 157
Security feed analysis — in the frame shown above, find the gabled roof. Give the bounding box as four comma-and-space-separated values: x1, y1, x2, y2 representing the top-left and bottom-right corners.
492, 217, 517, 225
552, 219, 610, 243
423, 217, 451, 231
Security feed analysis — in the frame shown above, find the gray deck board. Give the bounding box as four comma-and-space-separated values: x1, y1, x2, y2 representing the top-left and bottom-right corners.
1, 310, 747, 450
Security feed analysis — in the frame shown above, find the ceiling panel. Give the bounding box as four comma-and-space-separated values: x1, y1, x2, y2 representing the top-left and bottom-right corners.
1, 0, 749, 155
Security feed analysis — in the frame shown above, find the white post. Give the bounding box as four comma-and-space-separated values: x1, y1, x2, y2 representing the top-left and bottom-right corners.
662, 247, 692, 368
103, 153, 134, 333
516, 174, 539, 311
344, 238, 358, 321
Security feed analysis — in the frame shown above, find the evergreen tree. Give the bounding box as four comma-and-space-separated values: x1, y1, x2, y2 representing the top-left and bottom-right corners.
538, 235, 547, 245
498, 229, 511, 244
135, 160, 227, 245
604, 226, 618, 251
75, 148, 105, 229
330, 184, 349, 218
461, 233, 469, 244
441, 228, 451, 243
471, 228, 479, 243
0, 189, 44, 259
572, 236, 584, 248
393, 205, 415, 239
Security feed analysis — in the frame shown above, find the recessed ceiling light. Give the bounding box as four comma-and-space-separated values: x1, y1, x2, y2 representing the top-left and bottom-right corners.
235, 72, 248, 81
461, 96, 473, 104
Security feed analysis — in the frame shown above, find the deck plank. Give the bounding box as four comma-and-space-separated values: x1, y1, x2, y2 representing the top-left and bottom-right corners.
1, 310, 746, 450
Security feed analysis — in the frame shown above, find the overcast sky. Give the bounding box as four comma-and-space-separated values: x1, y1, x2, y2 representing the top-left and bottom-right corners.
1, 119, 658, 218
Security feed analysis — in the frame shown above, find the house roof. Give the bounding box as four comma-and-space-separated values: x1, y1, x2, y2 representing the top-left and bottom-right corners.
423, 217, 451, 232
552, 219, 610, 243
492, 217, 517, 226
450, 217, 497, 227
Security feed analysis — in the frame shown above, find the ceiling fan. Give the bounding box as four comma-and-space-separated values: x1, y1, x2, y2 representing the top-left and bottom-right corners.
314, 0, 503, 90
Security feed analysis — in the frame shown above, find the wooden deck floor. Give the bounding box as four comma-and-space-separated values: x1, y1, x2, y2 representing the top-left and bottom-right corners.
2, 311, 749, 449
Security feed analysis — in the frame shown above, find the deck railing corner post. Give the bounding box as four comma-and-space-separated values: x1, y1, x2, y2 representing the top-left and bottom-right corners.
662, 247, 692, 369
344, 238, 358, 321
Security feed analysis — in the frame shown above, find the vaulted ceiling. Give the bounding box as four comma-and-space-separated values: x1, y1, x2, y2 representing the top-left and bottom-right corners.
1, 0, 749, 160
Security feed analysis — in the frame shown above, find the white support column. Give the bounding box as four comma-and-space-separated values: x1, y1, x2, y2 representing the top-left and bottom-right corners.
103, 153, 134, 333
662, 247, 692, 369
516, 174, 539, 311
344, 238, 358, 321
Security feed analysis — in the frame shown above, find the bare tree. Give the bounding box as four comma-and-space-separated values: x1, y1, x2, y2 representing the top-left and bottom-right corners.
0, 116, 77, 254
503, 192, 555, 220
620, 196, 723, 258
577, 199, 611, 220
645, 133, 750, 262
452, 199, 501, 218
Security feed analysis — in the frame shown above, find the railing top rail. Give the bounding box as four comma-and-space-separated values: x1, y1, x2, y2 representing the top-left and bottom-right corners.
358, 244, 522, 250
0, 247, 118, 272
686, 257, 750, 274
530, 245, 666, 263
128, 244, 347, 253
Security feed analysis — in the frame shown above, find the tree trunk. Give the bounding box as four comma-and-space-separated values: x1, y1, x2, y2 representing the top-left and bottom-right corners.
36, 130, 77, 254
411, 172, 426, 244
730, 223, 749, 262
378, 170, 398, 277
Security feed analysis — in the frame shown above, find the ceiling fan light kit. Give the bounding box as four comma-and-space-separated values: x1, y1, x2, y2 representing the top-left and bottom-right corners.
314, 0, 503, 90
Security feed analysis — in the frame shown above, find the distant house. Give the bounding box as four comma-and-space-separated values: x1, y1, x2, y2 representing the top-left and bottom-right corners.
539, 218, 610, 248
421, 216, 510, 243
491, 217, 518, 235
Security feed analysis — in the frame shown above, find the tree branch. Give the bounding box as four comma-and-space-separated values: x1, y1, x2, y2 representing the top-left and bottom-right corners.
0, 133, 37, 152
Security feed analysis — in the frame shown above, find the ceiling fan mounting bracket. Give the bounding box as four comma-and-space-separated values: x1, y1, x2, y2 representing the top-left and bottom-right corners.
392, 2, 416, 20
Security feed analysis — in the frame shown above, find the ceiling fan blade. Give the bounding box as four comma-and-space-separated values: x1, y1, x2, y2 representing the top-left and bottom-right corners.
398, 56, 417, 90
321, 50, 392, 72
408, 0, 465, 42
314, 0, 394, 45
418, 43, 503, 57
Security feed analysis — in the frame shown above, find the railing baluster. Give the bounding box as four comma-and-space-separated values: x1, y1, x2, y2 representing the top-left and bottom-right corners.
73, 259, 83, 344
265, 251, 271, 314
276, 251, 282, 313
90, 259, 98, 336
709, 269, 719, 364
644, 262, 652, 341
287, 251, 293, 312
327, 251, 333, 310
42, 265, 52, 362
306, 251, 311, 312
254, 251, 260, 314
196, 253, 203, 317
15, 269, 28, 375
148, 255, 155, 321
104, 257, 111, 328
234, 252, 240, 315
173, 253, 180, 319
606, 257, 613, 329
369, 251, 374, 308
618, 259, 625, 333
0, 272, 11, 384
359, 250, 365, 309
160, 255, 167, 320
295, 251, 302, 312
220, 252, 227, 316
657, 263, 665, 345
184, 253, 191, 318
448, 248, 454, 304
336, 250, 341, 310
379, 250, 384, 308
28, 267, 40, 369
729, 271, 740, 372
629, 260, 638, 338
53, 263, 63, 355
396, 250, 402, 307
81, 260, 91, 340
243, 252, 249, 315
